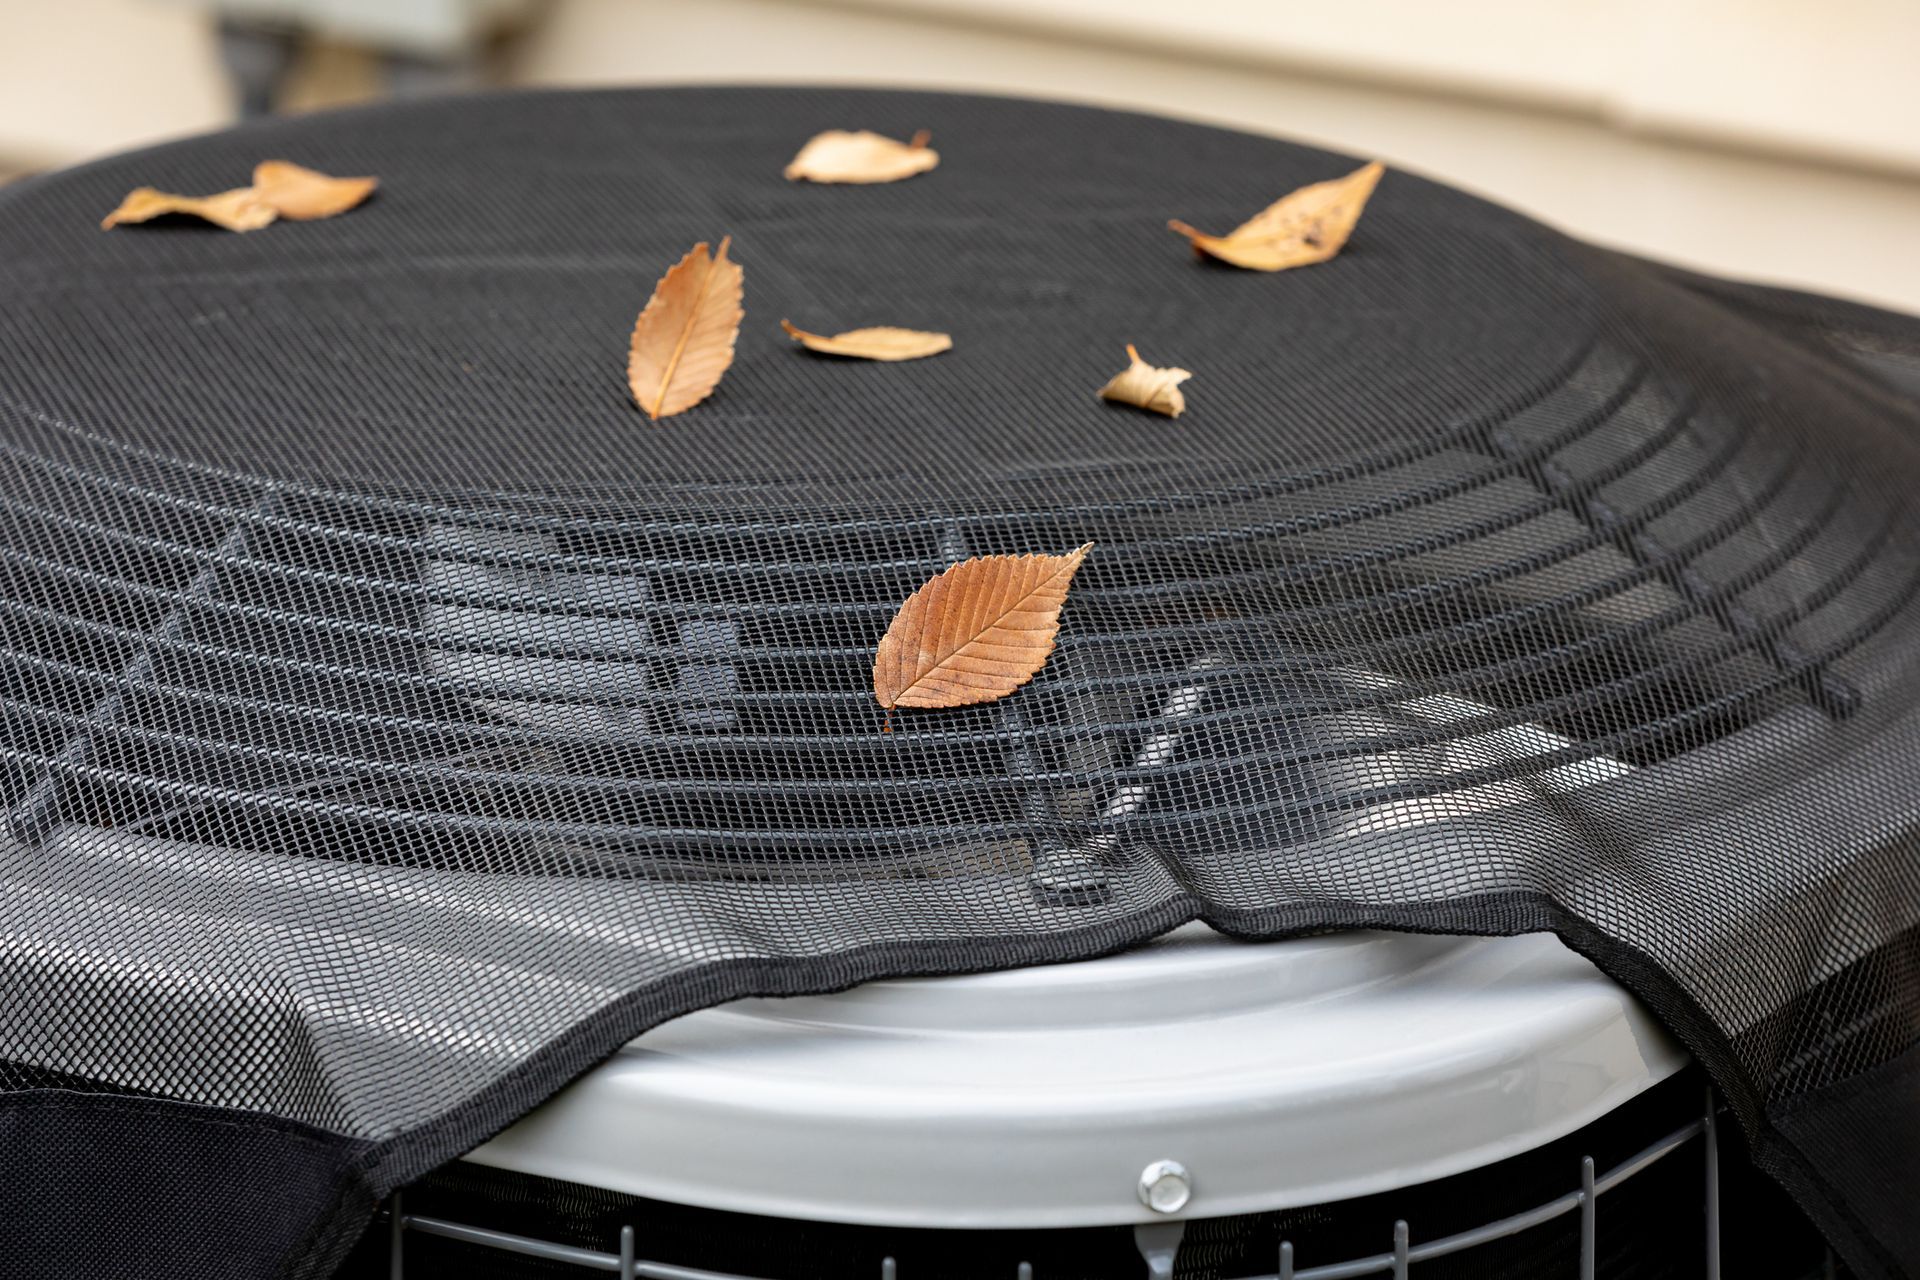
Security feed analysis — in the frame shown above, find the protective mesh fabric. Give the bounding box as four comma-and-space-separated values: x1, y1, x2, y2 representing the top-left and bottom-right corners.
1, 87, 1918, 1279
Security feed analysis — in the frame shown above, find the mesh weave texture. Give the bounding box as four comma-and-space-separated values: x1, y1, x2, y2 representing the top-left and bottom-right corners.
1, 87, 1918, 1278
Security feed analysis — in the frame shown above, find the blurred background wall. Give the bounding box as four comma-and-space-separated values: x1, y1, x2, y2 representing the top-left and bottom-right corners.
2, 0, 1917, 310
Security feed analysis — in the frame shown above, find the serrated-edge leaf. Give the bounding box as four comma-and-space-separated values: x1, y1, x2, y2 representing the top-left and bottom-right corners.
1097, 344, 1191, 418
781, 319, 952, 362
1167, 160, 1384, 272
784, 129, 939, 184
101, 186, 278, 232
874, 544, 1094, 714
628, 238, 746, 420
252, 160, 378, 221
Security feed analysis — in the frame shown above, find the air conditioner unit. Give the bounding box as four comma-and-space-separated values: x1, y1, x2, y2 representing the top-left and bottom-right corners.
4, 84, 1911, 1280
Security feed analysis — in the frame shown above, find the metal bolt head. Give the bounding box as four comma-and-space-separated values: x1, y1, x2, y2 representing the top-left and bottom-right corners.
1137, 1159, 1192, 1214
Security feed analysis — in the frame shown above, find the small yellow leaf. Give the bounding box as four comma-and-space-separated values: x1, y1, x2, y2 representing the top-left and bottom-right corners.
874, 544, 1093, 716
252, 160, 378, 221
1168, 160, 1384, 272
628, 238, 746, 421
1097, 344, 1191, 418
100, 186, 277, 233
785, 129, 938, 184
781, 319, 952, 362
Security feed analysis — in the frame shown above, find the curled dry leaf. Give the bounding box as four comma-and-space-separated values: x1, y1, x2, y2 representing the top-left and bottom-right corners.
1098, 344, 1192, 418
874, 544, 1094, 721
781, 319, 952, 362
252, 160, 378, 221
628, 238, 746, 421
784, 129, 938, 184
100, 186, 277, 233
1168, 160, 1384, 272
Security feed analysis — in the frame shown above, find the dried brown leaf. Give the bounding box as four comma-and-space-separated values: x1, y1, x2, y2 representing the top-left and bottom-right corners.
252, 160, 378, 220
100, 186, 277, 232
1168, 160, 1384, 271
781, 319, 952, 362
784, 129, 938, 184
874, 544, 1093, 717
628, 238, 746, 421
1097, 344, 1191, 418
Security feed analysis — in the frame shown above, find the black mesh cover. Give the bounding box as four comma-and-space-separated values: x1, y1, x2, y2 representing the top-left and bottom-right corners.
1, 87, 1918, 1279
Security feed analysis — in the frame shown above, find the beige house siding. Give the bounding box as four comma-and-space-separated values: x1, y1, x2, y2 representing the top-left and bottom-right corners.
3, 0, 1918, 311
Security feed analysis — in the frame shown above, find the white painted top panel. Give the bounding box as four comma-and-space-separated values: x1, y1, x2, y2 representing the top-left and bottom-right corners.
469, 926, 1687, 1226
